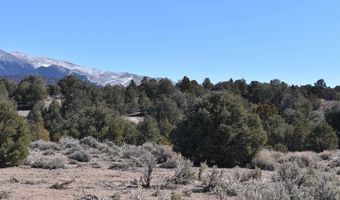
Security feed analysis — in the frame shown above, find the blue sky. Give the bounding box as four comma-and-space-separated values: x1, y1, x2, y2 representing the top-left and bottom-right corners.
0, 0, 339, 86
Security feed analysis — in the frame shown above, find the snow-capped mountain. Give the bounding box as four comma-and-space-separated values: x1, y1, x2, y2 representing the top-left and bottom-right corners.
0, 49, 147, 86
0, 50, 35, 75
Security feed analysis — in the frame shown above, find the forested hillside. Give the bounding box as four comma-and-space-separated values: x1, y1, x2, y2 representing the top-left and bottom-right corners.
1, 75, 340, 167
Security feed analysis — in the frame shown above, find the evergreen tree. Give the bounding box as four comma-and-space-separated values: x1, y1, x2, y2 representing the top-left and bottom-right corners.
13, 76, 47, 109
202, 78, 214, 90
0, 100, 31, 167
172, 93, 267, 167
42, 100, 64, 141
308, 122, 338, 152
28, 101, 50, 141
137, 116, 161, 144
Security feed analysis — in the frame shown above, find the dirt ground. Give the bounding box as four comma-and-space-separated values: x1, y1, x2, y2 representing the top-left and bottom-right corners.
0, 163, 261, 200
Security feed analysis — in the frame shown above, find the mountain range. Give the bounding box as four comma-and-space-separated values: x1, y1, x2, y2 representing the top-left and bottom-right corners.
0, 49, 147, 86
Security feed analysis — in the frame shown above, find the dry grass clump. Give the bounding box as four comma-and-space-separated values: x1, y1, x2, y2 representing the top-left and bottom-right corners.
168, 155, 195, 185
251, 149, 279, 171
69, 150, 91, 162
30, 140, 60, 151
31, 158, 65, 169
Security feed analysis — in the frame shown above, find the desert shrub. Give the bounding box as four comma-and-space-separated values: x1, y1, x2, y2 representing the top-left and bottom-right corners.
283, 152, 317, 168
109, 161, 130, 170
251, 149, 278, 171
97, 142, 109, 152
30, 140, 60, 151
232, 167, 262, 183
102, 141, 122, 157
329, 157, 340, 168
272, 162, 309, 186
80, 136, 99, 148
217, 179, 241, 197
31, 158, 65, 169
320, 151, 333, 161
272, 161, 340, 199
201, 166, 223, 192
172, 93, 267, 167
142, 142, 173, 164
218, 168, 262, 198
159, 156, 178, 169
130, 186, 144, 200
169, 155, 195, 184
43, 150, 55, 156
236, 180, 290, 200
170, 192, 181, 200
140, 152, 156, 188
59, 137, 80, 149
69, 150, 91, 162
312, 173, 340, 200
64, 144, 84, 155
0, 100, 31, 167
198, 161, 208, 181
122, 145, 147, 159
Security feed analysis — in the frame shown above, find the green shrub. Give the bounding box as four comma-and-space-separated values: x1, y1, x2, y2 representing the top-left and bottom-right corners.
172, 93, 267, 167
308, 123, 338, 152
0, 100, 31, 167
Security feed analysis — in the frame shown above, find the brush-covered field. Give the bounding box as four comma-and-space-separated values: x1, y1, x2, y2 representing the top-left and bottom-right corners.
0, 137, 339, 200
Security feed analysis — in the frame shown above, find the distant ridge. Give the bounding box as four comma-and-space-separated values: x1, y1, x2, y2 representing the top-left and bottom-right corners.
0, 49, 150, 86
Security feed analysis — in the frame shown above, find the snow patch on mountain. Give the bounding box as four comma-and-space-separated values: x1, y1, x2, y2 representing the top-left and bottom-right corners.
5, 50, 147, 86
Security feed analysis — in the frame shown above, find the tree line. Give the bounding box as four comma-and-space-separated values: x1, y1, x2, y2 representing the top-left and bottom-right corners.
0, 75, 339, 167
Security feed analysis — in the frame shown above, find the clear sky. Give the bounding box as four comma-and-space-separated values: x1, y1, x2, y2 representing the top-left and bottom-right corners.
0, 0, 339, 86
